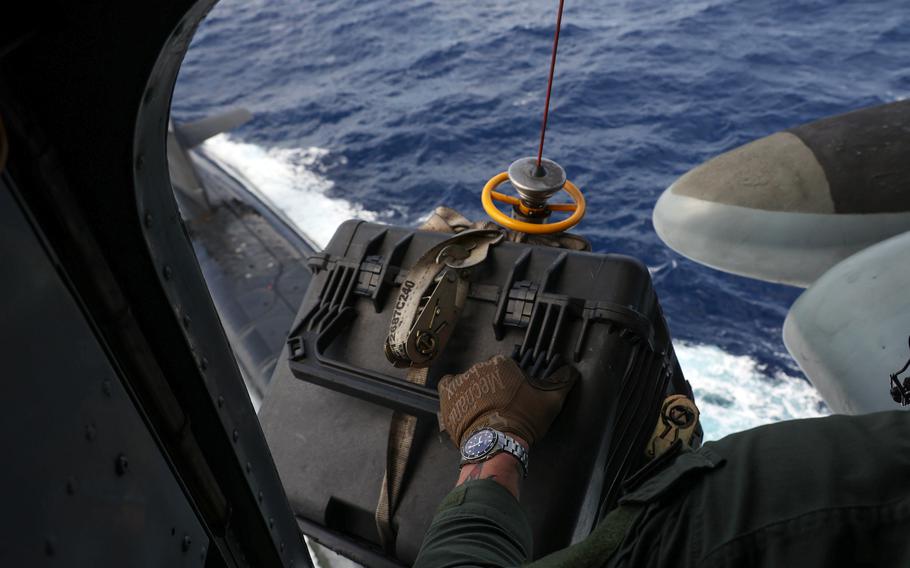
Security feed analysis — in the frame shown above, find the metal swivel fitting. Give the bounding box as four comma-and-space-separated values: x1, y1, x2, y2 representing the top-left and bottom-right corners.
507, 157, 567, 222
482, 158, 585, 235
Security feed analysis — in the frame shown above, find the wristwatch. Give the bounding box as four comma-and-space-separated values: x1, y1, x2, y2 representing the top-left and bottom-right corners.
460, 428, 529, 477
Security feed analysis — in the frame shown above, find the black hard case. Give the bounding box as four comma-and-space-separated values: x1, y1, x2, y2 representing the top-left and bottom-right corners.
259, 220, 692, 566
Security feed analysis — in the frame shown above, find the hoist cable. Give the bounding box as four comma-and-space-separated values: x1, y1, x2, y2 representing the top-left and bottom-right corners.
535, 0, 566, 174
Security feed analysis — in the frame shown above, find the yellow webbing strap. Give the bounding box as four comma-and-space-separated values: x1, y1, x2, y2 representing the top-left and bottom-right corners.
375, 366, 429, 552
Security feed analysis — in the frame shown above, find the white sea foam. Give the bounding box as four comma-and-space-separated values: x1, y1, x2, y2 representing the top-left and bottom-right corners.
202, 134, 378, 247
676, 342, 828, 441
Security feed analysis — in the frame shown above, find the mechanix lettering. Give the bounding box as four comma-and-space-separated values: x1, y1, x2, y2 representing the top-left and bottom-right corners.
456, 397, 467, 419
489, 368, 506, 391
440, 377, 458, 399
439, 354, 529, 442
448, 406, 463, 428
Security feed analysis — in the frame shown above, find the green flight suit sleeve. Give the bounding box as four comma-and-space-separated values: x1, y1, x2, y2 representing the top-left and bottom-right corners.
414, 479, 533, 568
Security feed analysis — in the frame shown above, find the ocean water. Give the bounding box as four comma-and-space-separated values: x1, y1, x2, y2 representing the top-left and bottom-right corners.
172, 0, 910, 440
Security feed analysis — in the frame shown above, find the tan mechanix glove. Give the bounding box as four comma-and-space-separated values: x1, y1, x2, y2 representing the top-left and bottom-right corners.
437, 355, 578, 448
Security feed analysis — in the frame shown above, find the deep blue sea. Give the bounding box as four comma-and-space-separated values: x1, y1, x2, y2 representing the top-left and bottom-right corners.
172, 0, 910, 439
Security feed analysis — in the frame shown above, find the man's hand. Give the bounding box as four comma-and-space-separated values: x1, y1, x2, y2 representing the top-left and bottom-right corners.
437, 355, 577, 450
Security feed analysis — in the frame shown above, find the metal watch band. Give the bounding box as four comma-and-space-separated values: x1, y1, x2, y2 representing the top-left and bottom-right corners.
460, 429, 530, 477
497, 431, 529, 477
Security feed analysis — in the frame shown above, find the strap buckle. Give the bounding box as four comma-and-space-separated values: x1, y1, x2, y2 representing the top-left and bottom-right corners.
385, 229, 504, 368
404, 267, 461, 364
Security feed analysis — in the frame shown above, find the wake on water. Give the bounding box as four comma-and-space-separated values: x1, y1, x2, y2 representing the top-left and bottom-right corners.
204, 134, 380, 245
201, 134, 828, 441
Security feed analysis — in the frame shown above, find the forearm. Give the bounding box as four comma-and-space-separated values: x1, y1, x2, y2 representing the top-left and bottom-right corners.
414, 437, 532, 567
418, 354, 573, 566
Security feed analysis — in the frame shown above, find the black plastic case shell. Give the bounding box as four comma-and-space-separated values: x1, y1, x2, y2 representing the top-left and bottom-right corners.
259, 220, 692, 566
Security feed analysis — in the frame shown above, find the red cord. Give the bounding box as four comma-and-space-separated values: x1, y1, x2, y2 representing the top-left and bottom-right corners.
535, 0, 566, 172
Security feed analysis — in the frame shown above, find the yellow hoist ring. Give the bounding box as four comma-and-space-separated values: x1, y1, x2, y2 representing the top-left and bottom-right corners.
481, 171, 586, 235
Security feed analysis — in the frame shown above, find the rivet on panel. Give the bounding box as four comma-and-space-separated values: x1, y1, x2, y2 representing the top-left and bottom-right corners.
217, 395, 224, 408
144, 212, 153, 228
136, 154, 145, 171
85, 423, 97, 442
115, 454, 129, 476
182, 534, 192, 552
232, 429, 239, 442
246, 462, 252, 474
269, 517, 275, 529
258, 491, 263, 502
183, 315, 191, 329
200, 357, 208, 371
102, 379, 112, 397
163, 265, 173, 280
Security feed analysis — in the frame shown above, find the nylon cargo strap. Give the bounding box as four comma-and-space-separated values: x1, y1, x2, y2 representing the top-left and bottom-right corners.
376, 229, 504, 552
384, 229, 505, 368
375, 368, 428, 551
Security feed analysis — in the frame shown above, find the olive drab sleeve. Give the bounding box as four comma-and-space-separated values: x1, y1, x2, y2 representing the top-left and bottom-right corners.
418, 411, 910, 567
604, 410, 910, 567
413, 479, 533, 568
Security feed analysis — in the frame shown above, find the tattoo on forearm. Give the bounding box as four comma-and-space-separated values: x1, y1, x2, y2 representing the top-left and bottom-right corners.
458, 457, 523, 499
463, 462, 497, 481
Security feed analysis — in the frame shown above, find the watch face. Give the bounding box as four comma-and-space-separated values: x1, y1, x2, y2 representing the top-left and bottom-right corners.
462, 429, 497, 459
